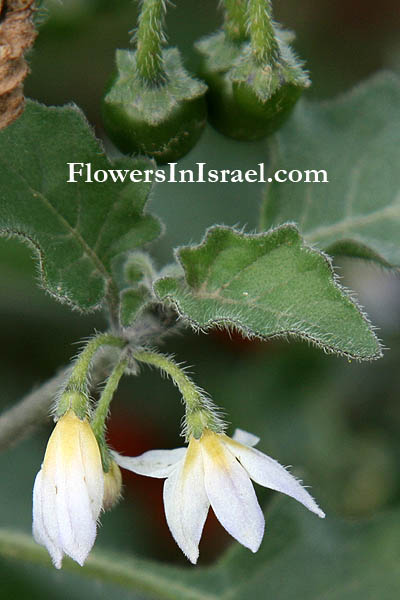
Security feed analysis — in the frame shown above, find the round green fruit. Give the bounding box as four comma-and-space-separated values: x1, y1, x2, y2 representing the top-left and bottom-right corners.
199, 66, 302, 141
102, 81, 207, 165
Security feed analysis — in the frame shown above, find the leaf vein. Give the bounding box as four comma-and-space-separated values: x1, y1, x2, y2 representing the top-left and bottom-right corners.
307, 194, 400, 242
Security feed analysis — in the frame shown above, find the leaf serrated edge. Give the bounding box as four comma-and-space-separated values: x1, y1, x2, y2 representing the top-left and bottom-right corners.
154, 224, 384, 361
1, 101, 162, 313
0, 228, 103, 313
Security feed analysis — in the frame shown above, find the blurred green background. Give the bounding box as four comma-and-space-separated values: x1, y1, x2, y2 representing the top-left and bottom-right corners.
1, 0, 400, 598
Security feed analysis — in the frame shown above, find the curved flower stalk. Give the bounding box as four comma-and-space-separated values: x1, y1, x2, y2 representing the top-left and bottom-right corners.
113, 427, 325, 563
32, 410, 104, 568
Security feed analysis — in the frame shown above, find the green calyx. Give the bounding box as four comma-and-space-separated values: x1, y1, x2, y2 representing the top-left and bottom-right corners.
55, 391, 88, 421
196, 30, 244, 75
55, 334, 127, 420
196, 4, 310, 141
230, 37, 310, 105
185, 407, 221, 441
104, 0, 207, 161
102, 48, 207, 163
227, 35, 309, 139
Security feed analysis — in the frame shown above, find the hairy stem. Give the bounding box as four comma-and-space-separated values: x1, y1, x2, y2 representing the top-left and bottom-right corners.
0, 368, 68, 453
136, 0, 167, 84
133, 350, 225, 439
0, 529, 217, 600
64, 334, 126, 396
91, 356, 128, 470
223, 0, 248, 43
57, 333, 126, 419
0, 339, 127, 453
248, 0, 279, 64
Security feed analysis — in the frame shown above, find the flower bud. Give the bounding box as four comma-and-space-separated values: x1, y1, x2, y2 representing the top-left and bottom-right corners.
102, 48, 207, 164
103, 459, 123, 511
32, 410, 104, 568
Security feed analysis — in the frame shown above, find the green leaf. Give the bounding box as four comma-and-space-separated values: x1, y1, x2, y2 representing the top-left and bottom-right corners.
154, 225, 381, 360
123, 252, 157, 287
211, 501, 400, 599
0, 101, 161, 312
2, 501, 400, 599
260, 72, 400, 267
120, 287, 151, 328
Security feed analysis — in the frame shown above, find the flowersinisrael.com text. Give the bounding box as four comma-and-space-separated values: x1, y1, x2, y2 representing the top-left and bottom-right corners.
67, 162, 329, 184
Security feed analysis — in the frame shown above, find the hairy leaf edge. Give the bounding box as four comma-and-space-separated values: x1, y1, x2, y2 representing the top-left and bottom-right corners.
154, 224, 384, 361
0, 101, 164, 313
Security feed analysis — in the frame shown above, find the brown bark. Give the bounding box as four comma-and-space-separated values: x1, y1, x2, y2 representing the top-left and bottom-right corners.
0, 0, 37, 129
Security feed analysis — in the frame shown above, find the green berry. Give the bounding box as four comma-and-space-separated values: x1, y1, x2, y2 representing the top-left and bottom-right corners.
196, 28, 310, 141
102, 48, 207, 164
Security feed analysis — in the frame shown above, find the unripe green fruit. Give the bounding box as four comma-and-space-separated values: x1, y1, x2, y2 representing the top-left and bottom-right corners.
195, 29, 310, 142
102, 49, 208, 164
102, 83, 207, 164
199, 64, 302, 141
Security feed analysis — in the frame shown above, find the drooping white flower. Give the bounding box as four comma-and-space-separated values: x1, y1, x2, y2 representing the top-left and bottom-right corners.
32, 410, 104, 568
113, 428, 325, 564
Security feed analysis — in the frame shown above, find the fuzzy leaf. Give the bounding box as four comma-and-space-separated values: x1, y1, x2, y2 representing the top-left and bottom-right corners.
120, 286, 151, 328
260, 72, 400, 267
154, 225, 381, 360
0, 101, 161, 311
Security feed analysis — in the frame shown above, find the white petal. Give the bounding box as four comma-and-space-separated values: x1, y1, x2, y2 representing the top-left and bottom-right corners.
54, 439, 98, 566
163, 440, 209, 564
225, 439, 325, 518
232, 428, 260, 447
201, 432, 264, 553
32, 469, 63, 569
33, 411, 103, 568
112, 448, 186, 478
78, 423, 104, 520
45, 413, 103, 566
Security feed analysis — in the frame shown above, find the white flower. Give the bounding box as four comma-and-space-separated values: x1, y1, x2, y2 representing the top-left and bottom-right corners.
32, 410, 104, 568
113, 428, 325, 564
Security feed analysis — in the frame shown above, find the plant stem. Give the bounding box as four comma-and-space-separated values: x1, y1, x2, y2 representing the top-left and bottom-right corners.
0, 528, 218, 600
106, 281, 122, 332
56, 333, 127, 419
64, 334, 126, 396
0, 367, 69, 453
223, 0, 248, 43
91, 356, 128, 470
136, 0, 167, 84
248, 0, 279, 64
0, 343, 120, 453
133, 350, 225, 439
134, 350, 200, 410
